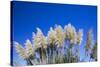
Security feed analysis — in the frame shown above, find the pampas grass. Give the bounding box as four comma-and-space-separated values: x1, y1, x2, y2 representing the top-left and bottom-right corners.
14, 23, 97, 65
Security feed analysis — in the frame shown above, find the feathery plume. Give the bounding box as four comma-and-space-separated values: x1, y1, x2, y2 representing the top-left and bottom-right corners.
54, 25, 65, 47
77, 29, 83, 45
33, 28, 47, 49
25, 39, 35, 57
86, 29, 93, 51
64, 23, 77, 44
15, 42, 27, 59
47, 27, 57, 45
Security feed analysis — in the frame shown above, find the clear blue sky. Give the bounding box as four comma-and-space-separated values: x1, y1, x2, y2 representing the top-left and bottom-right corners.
11, 1, 97, 65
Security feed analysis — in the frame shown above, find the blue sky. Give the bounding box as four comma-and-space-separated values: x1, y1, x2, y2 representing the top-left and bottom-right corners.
11, 1, 97, 65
